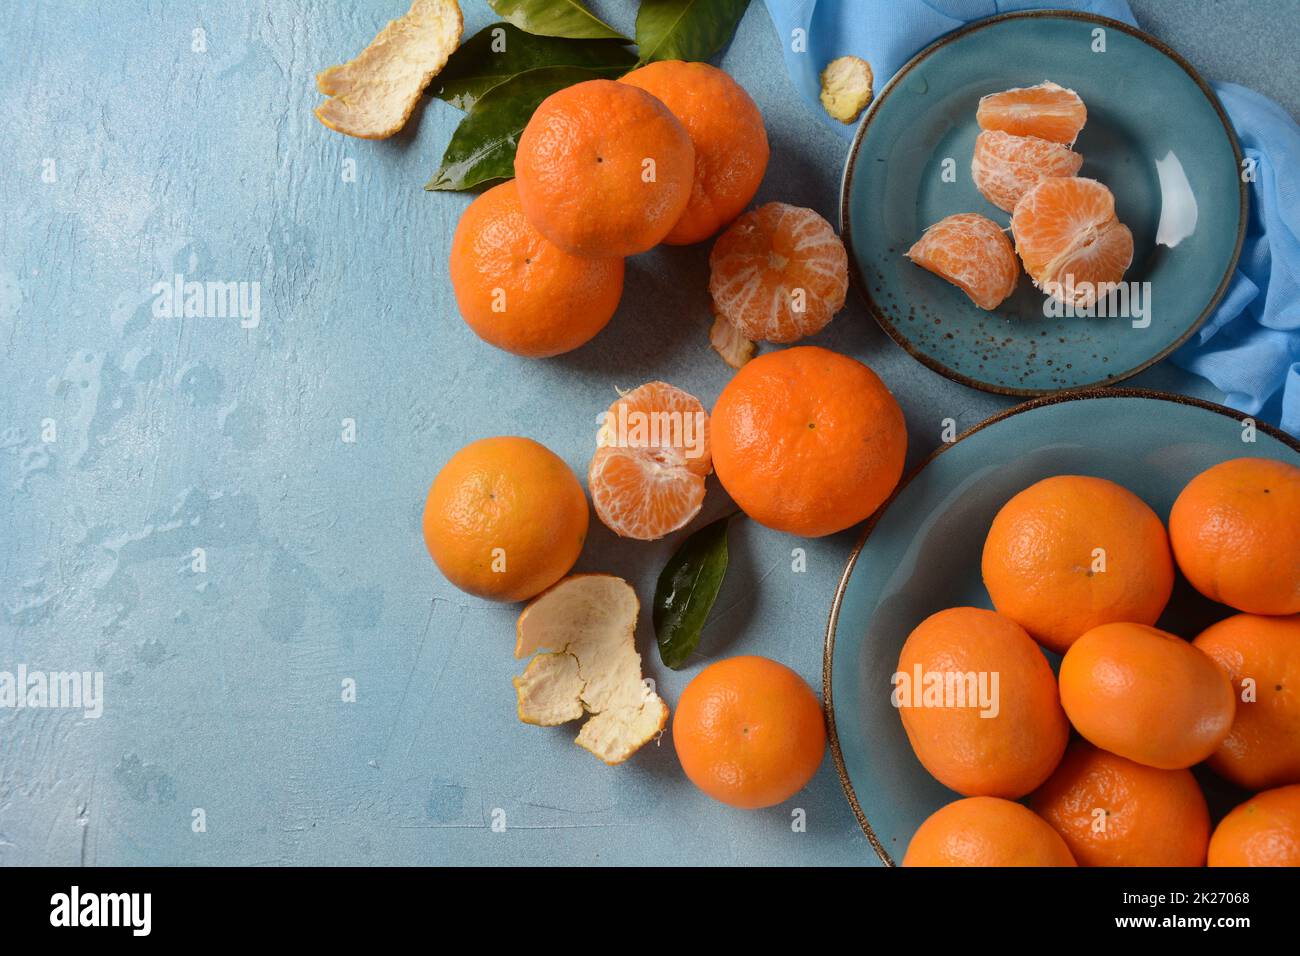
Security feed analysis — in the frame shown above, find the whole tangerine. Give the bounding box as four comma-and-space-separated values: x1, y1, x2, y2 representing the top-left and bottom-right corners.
981, 475, 1175, 653
620, 60, 768, 246
903, 797, 1076, 867
1208, 784, 1300, 867
514, 79, 694, 258
422, 436, 588, 602
1059, 622, 1235, 770
896, 607, 1069, 799
449, 180, 623, 357
1194, 613, 1300, 790
673, 655, 825, 809
1031, 742, 1211, 867
710, 346, 906, 537
1169, 457, 1300, 616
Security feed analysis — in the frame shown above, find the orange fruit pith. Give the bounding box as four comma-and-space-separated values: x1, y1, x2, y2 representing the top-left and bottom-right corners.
448, 180, 624, 357
981, 475, 1175, 654
673, 655, 826, 809
1208, 784, 1300, 867
971, 130, 1083, 213
1011, 176, 1133, 306
514, 79, 694, 258
710, 346, 907, 537
423, 436, 589, 602
906, 212, 1019, 311
588, 381, 711, 541
708, 202, 848, 343
976, 81, 1087, 144
896, 607, 1069, 798
1031, 742, 1210, 867
1059, 622, 1235, 770
1169, 457, 1300, 615
903, 797, 1076, 867
620, 61, 769, 246
1194, 613, 1300, 790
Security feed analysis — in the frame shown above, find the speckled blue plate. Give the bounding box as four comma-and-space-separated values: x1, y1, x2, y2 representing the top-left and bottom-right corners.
840, 11, 1245, 396
823, 390, 1300, 864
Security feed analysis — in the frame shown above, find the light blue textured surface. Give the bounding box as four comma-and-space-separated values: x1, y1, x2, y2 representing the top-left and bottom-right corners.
0, 1, 1295, 866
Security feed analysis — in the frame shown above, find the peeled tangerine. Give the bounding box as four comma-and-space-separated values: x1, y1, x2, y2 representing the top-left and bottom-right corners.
906, 213, 1018, 310
972, 130, 1083, 213
589, 382, 711, 541
315, 0, 463, 139
709, 203, 848, 343
1011, 177, 1133, 307
513, 574, 668, 765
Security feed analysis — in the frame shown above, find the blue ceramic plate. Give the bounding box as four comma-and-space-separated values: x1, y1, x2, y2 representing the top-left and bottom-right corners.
840, 11, 1245, 395
823, 390, 1300, 864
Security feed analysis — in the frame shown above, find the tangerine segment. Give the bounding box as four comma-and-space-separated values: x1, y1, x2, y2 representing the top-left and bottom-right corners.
976, 81, 1087, 144
1011, 177, 1132, 305
589, 381, 711, 541
1044, 218, 1134, 307
449, 181, 624, 358
971, 130, 1083, 213
709, 202, 848, 343
1011, 176, 1114, 276
620, 61, 769, 246
906, 213, 1018, 310
514, 79, 695, 258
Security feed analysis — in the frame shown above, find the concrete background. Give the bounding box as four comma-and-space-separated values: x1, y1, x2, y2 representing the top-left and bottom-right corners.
1, 0, 1295, 866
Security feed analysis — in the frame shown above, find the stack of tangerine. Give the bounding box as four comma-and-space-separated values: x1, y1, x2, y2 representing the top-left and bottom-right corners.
898, 458, 1300, 867
426, 64, 908, 796
436, 60, 898, 557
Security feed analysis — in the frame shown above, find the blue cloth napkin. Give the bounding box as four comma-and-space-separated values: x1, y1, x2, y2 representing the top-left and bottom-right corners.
763, 0, 1300, 436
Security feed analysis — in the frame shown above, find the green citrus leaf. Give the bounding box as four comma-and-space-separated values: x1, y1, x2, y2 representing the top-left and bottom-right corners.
488, 0, 628, 40
653, 514, 733, 670
635, 0, 751, 64
433, 22, 635, 111
425, 65, 620, 192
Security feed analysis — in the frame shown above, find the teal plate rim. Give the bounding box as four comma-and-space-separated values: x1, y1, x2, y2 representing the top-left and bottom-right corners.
821, 387, 1300, 865
838, 9, 1249, 397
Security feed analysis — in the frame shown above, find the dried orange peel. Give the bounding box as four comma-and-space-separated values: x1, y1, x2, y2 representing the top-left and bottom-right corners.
315, 0, 463, 140
819, 56, 873, 124
709, 314, 756, 369
513, 574, 668, 765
